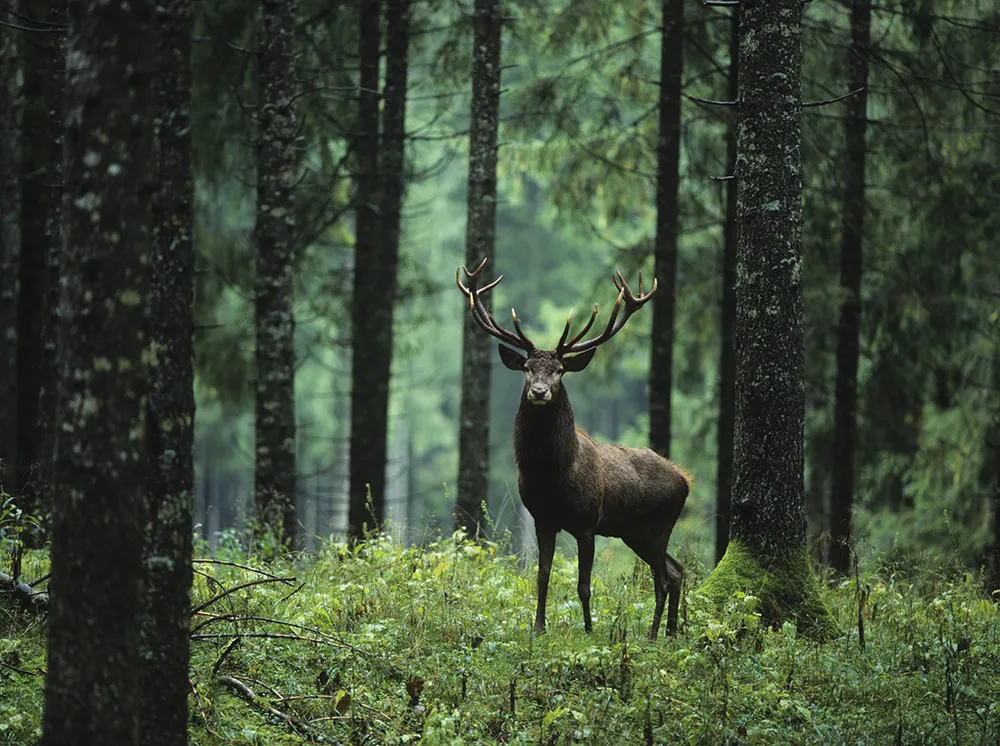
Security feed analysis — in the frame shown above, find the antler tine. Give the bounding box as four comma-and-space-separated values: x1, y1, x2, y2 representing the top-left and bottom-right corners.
455, 257, 535, 351
558, 270, 657, 355
556, 302, 599, 353
510, 309, 534, 349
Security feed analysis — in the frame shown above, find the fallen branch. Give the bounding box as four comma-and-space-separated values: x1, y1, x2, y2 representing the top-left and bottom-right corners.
0, 571, 49, 612
216, 675, 324, 741
191, 576, 296, 616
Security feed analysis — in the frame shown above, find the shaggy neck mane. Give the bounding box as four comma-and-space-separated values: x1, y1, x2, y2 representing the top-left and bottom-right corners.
513, 384, 579, 476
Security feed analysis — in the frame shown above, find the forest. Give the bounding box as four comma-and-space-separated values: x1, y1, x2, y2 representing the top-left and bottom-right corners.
1, 0, 999, 743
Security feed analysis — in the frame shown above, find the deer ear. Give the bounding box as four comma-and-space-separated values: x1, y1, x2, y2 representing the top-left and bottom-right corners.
561, 348, 596, 372
498, 344, 528, 370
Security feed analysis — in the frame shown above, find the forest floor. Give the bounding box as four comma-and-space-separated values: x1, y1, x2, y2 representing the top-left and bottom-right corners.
2, 531, 1000, 745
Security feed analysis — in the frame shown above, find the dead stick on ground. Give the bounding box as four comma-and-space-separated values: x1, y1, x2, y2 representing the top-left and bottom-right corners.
191, 576, 296, 616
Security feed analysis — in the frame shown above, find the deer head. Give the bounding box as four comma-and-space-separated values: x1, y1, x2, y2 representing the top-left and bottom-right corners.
456, 258, 658, 406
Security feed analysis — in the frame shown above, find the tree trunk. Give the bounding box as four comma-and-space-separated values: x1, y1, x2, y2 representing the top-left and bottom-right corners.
254, 0, 299, 547
15, 0, 63, 533
715, 8, 738, 565
0, 3, 20, 477
138, 1, 195, 743
41, 0, 155, 742
348, 0, 385, 540
829, 0, 871, 575
647, 0, 684, 459
455, 0, 503, 537
699, 0, 836, 638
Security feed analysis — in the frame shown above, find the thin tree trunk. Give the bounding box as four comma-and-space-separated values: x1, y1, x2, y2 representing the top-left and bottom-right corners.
254, 0, 299, 547
348, 0, 385, 540
991, 345, 1000, 590
648, 0, 684, 459
0, 2, 21, 477
715, 8, 738, 565
139, 0, 195, 742
365, 0, 410, 530
41, 0, 155, 742
699, 0, 835, 637
455, 0, 503, 537
15, 0, 63, 531
829, 0, 871, 575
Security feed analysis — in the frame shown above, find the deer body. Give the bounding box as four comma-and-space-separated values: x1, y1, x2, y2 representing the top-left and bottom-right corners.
457, 259, 689, 639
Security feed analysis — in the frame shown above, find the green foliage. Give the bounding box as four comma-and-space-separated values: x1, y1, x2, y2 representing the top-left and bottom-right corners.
5, 539, 1000, 744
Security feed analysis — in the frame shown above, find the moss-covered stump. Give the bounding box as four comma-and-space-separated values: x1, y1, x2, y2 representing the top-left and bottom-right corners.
698, 539, 839, 640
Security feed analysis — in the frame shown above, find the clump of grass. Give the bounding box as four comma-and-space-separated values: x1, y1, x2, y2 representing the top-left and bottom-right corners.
2, 531, 1000, 745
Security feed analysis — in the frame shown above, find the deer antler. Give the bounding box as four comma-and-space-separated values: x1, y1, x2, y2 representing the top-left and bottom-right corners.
556, 270, 657, 356
456, 257, 535, 351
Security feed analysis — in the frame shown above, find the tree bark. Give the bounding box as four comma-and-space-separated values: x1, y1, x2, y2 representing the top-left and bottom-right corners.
348, 0, 386, 540
715, 8, 738, 565
41, 0, 155, 742
699, 0, 835, 638
139, 1, 195, 743
648, 0, 684, 459
829, 0, 871, 575
0, 2, 21, 478
367, 0, 411, 531
455, 0, 503, 537
254, 0, 300, 547
15, 0, 64, 533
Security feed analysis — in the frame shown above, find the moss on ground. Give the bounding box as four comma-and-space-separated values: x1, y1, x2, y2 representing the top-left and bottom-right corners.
697, 539, 839, 640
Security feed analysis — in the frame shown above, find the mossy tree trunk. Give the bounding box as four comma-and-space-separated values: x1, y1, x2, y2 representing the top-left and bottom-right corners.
41, 0, 155, 742
647, 0, 683, 460
829, 0, 871, 575
0, 3, 20, 479
254, 0, 299, 547
348, 0, 385, 540
139, 1, 196, 743
715, 7, 738, 565
456, 0, 503, 537
699, 0, 836, 638
15, 0, 63, 537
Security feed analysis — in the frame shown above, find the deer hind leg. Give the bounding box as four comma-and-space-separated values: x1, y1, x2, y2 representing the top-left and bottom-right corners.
664, 552, 684, 636
622, 534, 668, 641
576, 533, 595, 633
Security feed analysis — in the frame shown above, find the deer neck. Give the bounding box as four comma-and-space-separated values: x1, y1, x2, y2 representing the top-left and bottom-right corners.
513, 384, 578, 476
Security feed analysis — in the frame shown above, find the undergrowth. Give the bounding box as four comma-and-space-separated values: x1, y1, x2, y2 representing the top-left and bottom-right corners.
2, 531, 1000, 745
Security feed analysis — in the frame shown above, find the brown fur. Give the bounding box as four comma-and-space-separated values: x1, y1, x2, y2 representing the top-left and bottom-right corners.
506, 349, 689, 639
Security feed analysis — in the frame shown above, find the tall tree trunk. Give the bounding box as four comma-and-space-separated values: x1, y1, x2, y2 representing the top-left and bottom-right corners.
139, 0, 195, 742
16, 0, 63, 533
829, 0, 871, 575
991, 344, 1000, 590
715, 8, 738, 565
41, 0, 155, 742
699, 0, 835, 638
254, 0, 299, 547
0, 2, 21, 478
348, 0, 385, 540
455, 0, 503, 537
648, 0, 684, 459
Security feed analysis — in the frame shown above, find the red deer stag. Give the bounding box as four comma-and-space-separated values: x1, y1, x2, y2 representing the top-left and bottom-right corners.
456, 258, 689, 639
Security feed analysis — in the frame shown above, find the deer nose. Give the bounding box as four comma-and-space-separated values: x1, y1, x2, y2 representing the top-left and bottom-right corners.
527, 385, 551, 404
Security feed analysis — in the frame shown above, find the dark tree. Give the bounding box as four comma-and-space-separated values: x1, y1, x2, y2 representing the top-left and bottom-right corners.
715, 9, 738, 565
828, 0, 871, 575
647, 0, 683, 459
138, 0, 196, 742
15, 0, 63, 529
254, 0, 299, 546
371, 0, 411, 521
348, 0, 385, 539
41, 0, 155, 742
0, 3, 20, 477
455, 0, 503, 536
699, 0, 835, 636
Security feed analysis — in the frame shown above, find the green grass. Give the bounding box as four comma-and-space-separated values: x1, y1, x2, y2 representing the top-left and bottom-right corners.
3, 532, 1000, 745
